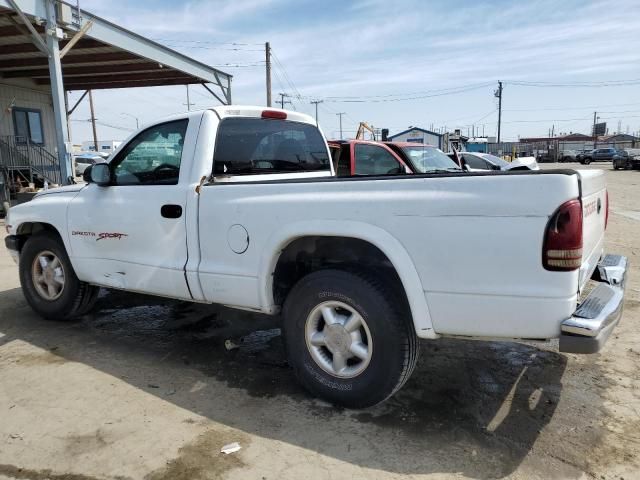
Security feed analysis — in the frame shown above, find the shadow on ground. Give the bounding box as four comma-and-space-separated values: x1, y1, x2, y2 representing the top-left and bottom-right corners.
0, 287, 573, 479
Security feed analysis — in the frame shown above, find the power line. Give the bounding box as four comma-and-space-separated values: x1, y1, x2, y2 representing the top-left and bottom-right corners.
321, 81, 495, 100
151, 38, 263, 46
315, 82, 496, 103
505, 79, 640, 88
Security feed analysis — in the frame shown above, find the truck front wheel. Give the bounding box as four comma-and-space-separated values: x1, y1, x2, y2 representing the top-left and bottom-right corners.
283, 269, 419, 408
19, 232, 99, 320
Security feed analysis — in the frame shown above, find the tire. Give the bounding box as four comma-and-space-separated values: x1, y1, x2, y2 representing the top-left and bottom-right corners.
19, 232, 99, 320
583, 158, 591, 165
283, 269, 419, 408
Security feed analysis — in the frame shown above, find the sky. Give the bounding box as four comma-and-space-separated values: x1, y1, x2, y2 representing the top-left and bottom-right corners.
69, 0, 640, 144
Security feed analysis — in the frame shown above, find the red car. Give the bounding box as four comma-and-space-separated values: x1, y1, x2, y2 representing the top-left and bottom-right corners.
328, 140, 460, 176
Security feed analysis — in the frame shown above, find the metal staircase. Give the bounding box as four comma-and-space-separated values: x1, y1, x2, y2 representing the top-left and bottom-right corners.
0, 136, 62, 198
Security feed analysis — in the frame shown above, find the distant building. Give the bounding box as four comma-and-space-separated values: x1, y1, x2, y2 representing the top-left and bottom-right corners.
519, 133, 592, 142
466, 137, 489, 153
80, 140, 122, 154
388, 127, 443, 149
444, 129, 469, 152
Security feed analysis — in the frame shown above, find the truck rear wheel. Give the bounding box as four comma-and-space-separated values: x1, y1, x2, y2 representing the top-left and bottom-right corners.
19, 232, 99, 321
283, 269, 419, 408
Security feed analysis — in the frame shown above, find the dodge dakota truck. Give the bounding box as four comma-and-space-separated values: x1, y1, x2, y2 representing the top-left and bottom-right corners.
4, 106, 628, 408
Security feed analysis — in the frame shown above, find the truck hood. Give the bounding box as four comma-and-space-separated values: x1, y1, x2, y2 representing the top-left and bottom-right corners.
34, 183, 86, 198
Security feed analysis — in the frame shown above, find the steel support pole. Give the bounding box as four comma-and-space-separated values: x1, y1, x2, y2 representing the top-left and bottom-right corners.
44, 0, 72, 183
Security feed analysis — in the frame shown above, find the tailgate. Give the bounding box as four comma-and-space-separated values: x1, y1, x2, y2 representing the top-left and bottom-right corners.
577, 169, 607, 291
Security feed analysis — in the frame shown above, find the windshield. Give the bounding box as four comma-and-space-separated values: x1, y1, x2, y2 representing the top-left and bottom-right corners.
401, 146, 461, 173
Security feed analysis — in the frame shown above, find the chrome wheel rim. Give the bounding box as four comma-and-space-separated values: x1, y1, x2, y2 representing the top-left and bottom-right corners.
31, 250, 65, 301
305, 300, 373, 378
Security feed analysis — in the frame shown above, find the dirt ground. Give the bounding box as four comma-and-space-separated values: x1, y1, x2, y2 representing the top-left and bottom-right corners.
0, 162, 638, 480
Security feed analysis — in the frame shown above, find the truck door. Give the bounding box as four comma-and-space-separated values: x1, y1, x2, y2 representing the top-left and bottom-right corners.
67, 119, 192, 299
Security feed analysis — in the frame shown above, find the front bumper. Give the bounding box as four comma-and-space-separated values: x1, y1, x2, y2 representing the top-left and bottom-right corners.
560, 254, 627, 354
4, 235, 20, 264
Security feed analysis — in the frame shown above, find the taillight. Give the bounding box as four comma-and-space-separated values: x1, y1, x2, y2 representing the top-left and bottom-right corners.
262, 110, 287, 119
543, 199, 583, 271
605, 190, 609, 229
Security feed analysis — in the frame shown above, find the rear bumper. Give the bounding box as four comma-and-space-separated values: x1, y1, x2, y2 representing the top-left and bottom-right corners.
560, 254, 627, 354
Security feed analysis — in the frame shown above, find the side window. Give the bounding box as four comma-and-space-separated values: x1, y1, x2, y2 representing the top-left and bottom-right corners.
110, 119, 188, 185
463, 154, 490, 170
354, 144, 403, 175
12, 108, 44, 144
213, 118, 330, 175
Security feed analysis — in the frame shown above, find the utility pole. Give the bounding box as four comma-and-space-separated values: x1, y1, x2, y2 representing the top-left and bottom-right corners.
278, 92, 291, 109
265, 42, 272, 107
88, 89, 98, 151
310, 100, 323, 125
593, 111, 598, 148
336, 112, 346, 139
495, 81, 503, 143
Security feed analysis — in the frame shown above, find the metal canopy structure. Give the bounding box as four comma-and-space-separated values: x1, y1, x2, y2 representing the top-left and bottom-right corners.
0, 0, 232, 182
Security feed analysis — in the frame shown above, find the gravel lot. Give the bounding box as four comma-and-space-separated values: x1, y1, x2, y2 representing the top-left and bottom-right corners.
0, 162, 638, 480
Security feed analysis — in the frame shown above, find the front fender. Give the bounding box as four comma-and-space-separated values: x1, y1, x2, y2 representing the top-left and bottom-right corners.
6, 189, 81, 255
257, 220, 437, 339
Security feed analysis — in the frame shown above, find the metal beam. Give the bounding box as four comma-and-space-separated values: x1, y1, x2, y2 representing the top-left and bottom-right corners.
66, 89, 88, 115
44, 0, 72, 183
0, 51, 139, 69
0, 37, 102, 54
59, 20, 93, 58
0, 21, 44, 36
5, 0, 48, 54
61, 77, 204, 91
36, 70, 195, 85
201, 83, 225, 106
3, 62, 167, 78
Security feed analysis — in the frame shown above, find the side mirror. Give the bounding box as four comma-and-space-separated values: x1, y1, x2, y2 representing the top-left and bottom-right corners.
85, 163, 111, 186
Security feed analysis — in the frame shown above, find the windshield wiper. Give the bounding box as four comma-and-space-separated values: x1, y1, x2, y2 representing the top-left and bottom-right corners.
423, 167, 463, 173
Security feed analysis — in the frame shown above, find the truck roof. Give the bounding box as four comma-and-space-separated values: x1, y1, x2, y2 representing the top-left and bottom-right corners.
140, 106, 316, 129
211, 106, 315, 125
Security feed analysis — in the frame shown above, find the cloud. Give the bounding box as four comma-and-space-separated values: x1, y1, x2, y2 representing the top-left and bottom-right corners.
72, 0, 640, 142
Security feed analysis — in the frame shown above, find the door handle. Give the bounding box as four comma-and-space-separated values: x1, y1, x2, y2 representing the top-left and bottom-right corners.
161, 204, 183, 219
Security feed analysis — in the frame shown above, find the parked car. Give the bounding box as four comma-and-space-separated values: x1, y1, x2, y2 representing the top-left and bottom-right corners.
624, 148, 640, 169
328, 140, 460, 175
73, 153, 103, 176
4, 106, 627, 409
535, 151, 556, 163
559, 150, 578, 162
612, 150, 632, 170
579, 148, 621, 164
458, 152, 540, 171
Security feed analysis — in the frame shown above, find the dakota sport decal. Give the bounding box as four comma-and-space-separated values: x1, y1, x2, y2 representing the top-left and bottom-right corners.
72, 231, 128, 241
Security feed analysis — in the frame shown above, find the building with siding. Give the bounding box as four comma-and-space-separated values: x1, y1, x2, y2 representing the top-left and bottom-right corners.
388, 127, 443, 149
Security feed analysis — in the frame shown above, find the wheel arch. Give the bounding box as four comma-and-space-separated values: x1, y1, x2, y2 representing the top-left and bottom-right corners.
258, 220, 437, 339
14, 221, 64, 251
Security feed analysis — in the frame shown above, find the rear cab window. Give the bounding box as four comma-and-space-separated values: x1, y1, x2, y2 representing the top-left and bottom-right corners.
213, 118, 330, 176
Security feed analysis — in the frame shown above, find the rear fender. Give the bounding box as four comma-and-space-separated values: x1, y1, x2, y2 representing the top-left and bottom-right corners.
258, 220, 437, 339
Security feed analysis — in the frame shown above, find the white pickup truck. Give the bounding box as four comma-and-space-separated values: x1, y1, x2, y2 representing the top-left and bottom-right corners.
4, 106, 627, 408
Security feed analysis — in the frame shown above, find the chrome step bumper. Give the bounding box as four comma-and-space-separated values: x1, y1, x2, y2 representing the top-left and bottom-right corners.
560, 254, 628, 354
